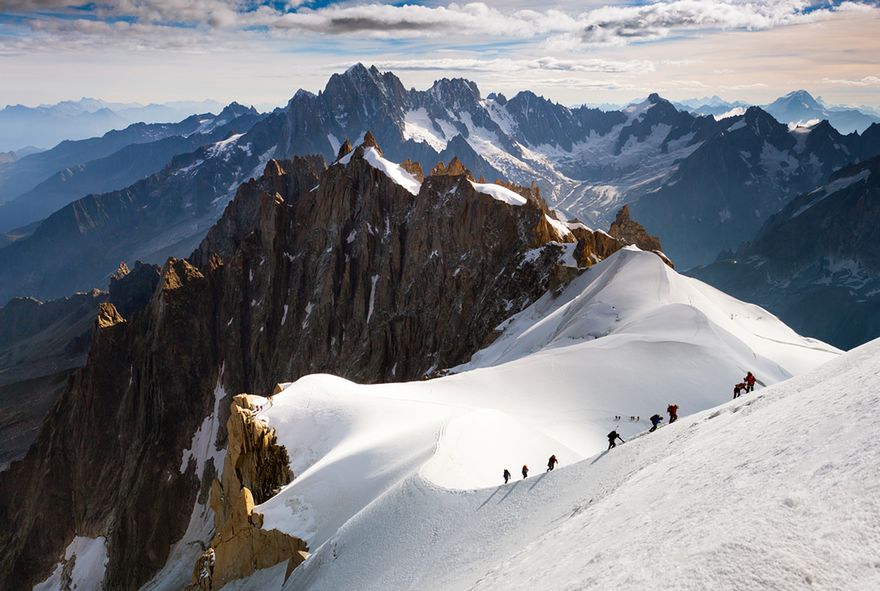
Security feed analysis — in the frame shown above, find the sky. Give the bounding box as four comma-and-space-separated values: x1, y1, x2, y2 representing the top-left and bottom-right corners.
1, 0, 879, 110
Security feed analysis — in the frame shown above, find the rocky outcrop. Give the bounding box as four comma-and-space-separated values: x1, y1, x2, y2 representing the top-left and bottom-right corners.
0, 137, 667, 589
187, 395, 307, 590
608, 206, 674, 268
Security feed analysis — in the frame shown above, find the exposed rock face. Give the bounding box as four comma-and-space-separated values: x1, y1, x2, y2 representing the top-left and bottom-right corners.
187, 394, 307, 590
631, 107, 880, 268
692, 155, 880, 349
0, 138, 666, 589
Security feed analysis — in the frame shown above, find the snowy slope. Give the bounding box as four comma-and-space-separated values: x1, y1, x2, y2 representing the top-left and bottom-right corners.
284, 336, 878, 591
227, 248, 846, 590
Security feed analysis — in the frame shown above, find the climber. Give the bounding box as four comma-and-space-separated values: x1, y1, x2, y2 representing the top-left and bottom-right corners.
649, 414, 663, 432
667, 403, 679, 423
522, 464, 529, 479
607, 430, 624, 449
733, 382, 745, 399
547, 454, 558, 472
745, 371, 757, 393
503, 468, 511, 484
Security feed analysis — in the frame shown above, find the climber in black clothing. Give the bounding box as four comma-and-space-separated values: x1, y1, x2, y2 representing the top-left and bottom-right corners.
503, 468, 511, 484
607, 430, 624, 449
547, 454, 558, 472
522, 464, 529, 479
649, 414, 663, 432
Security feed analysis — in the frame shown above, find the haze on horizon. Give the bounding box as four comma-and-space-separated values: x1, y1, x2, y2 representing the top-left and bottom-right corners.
1, 0, 879, 110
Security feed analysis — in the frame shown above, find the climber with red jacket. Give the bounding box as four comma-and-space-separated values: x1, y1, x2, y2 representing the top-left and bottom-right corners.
667, 403, 679, 423
744, 372, 757, 393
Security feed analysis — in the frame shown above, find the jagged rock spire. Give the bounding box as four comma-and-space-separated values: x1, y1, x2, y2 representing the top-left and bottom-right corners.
362, 131, 380, 151
337, 139, 353, 160
112, 262, 130, 281
430, 156, 472, 179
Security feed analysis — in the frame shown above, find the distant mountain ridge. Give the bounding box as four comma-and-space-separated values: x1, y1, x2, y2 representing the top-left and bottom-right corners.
675, 89, 880, 133
0, 102, 264, 233
0, 97, 225, 152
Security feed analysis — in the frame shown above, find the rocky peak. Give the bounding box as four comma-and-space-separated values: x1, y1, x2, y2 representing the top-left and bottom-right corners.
219, 101, 258, 119
361, 130, 381, 152
112, 261, 130, 281
608, 205, 671, 266
427, 77, 482, 110
337, 138, 353, 160
95, 302, 125, 328
431, 155, 472, 178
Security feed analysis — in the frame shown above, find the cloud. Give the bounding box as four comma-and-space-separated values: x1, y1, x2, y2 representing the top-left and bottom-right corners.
4, 0, 874, 50
360, 56, 655, 75
822, 75, 880, 86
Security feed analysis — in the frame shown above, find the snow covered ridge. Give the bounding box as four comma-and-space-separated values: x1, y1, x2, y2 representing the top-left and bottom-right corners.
469, 180, 527, 206
338, 146, 422, 196
337, 141, 533, 207
228, 248, 842, 589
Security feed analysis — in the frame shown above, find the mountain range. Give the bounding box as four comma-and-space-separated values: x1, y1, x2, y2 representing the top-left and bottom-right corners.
0, 102, 264, 234
1, 65, 878, 307
0, 98, 226, 152
676, 89, 880, 134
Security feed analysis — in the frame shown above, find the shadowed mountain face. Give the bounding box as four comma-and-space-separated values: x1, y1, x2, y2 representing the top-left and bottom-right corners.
0, 135, 666, 589
631, 110, 880, 269
691, 155, 880, 349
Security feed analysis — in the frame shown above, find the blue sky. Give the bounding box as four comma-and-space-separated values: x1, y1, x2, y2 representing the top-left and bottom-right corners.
0, 1, 878, 109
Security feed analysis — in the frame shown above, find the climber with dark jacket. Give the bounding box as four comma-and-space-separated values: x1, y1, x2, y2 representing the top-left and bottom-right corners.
503, 468, 511, 484
547, 454, 558, 472
734, 382, 745, 399
649, 414, 663, 432
607, 430, 624, 449
522, 464, 529, 479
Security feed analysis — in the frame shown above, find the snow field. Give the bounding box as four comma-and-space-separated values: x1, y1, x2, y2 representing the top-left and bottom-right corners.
284, 338, 879, 591
244, 248, 840, 591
